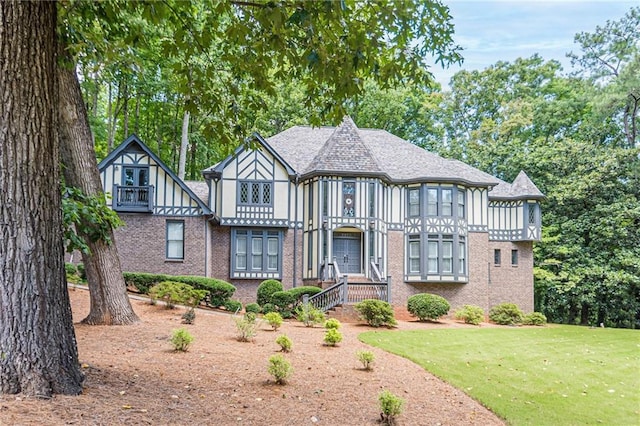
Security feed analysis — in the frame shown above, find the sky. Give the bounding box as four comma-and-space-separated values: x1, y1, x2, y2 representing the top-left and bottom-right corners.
431, 1, 638, 87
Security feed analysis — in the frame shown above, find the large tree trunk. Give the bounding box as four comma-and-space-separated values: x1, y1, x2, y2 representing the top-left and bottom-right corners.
0, 1, 83, 396
178, 110, 190, 179
57, 47, 140, 326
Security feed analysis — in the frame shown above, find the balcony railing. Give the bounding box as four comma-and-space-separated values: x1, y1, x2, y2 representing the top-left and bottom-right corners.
113, 185, 154, 212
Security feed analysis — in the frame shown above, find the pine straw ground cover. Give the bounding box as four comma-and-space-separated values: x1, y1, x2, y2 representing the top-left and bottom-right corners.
0, 287, 503, 426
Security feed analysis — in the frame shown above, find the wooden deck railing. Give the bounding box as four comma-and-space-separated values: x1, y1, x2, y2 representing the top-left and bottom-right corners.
307, 275, 392, 312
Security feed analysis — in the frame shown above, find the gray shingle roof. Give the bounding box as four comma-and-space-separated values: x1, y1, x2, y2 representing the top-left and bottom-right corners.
184, 181, 209, 206
489, 171, 545, 200
267, 117, 500, 187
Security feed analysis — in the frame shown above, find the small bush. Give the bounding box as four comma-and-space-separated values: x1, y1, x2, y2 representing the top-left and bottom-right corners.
264, 312, 284, 331
323, 328, 343, 346
523, 311, 547, 326
454, 304, 485, 325
275, 334, 292, 352
324, 318, 341, 330
261, 303, 276, 314
245, 303, 261, 314
149, 281, 207, 309
257, 279, 284, 306
171, 328, 194, 352
65, 263, 77, 275
356, 350, 375, 370
296, 303, 326, 327
271, 286, 323, 318
268, 354, 292, 384
354, 299, 397, 327
234, 313, 259, 342
407, 293, 450, 321
76, 263, 86, 280
379, 390, 404, 425
489, 303, 524, 325
224, 299, 243, 313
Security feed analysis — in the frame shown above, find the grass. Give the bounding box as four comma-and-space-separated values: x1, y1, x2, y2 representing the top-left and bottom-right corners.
359, 325, 640, 426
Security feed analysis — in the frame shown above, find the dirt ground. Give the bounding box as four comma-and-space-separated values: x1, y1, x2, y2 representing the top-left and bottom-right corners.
0, 287, 504, 426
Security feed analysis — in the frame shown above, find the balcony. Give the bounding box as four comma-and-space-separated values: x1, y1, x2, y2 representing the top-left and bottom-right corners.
113, 185, 154, 212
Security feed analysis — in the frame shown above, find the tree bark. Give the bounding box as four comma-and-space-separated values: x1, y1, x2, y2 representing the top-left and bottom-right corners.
178, 110, 190, 179
0, 1, 83, 396
57, 47, 140, 326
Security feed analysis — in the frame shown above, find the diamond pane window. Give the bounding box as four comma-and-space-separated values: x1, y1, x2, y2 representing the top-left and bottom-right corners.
240, 182, 249, 204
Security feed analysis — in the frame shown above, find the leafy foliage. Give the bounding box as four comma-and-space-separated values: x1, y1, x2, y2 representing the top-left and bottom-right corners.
489, 303, 524, 326
378, 390, 404, 425
275, 334, 292, 353
454, 305, 485, 325
170, 328, 194, 352
324, 318, 341, 330
61, 186, 122, 254
356, 350, 375, 371
407, 293, 450, 321
244, 303, 261, 314
224, 299, 243, 314
271, 286, 322, 318
149, 281, 207, 310
296, 303, 326, 327
523, 312, 547, 326
355, 299, 397, 328
256, 279, 284, 306
264, 312, 284, 331
233, 312, 260, 342
268, 354, 293, 385
323, 328, 343, 347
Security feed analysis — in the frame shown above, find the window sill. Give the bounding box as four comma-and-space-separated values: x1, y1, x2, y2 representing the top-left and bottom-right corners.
165, 259, 184, 263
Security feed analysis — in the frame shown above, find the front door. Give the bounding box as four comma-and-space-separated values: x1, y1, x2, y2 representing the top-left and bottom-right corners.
333, 232, 362, 274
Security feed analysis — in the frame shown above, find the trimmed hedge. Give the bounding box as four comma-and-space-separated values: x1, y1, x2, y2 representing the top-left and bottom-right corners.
123, 272, 236, 307
407, 293, 450, 321
257, 279, 283, 306
270, 286, 322, 318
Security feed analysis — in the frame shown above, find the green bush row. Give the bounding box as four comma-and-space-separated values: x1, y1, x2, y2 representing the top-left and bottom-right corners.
123, 272, 236, 308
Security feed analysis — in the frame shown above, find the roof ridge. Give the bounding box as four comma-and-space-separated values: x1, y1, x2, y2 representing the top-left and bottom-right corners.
306, 116, 382, 174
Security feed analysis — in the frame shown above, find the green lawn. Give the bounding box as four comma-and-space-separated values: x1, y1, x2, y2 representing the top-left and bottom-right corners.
359, 325, 640, 426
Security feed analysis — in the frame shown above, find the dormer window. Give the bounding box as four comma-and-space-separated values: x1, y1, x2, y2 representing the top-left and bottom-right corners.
239, 181, 272, 206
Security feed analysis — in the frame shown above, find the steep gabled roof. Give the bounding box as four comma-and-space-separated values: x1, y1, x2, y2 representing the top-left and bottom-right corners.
307, 116, 382, 175
99, 134, 211, 214
202, 133, 296, 180
264, 117, 500, 187
489, 171, 545, 200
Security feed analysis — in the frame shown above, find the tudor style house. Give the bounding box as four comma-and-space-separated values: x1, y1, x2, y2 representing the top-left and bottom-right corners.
99, 117, 543, 313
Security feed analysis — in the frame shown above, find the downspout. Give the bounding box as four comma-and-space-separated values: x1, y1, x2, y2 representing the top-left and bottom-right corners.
292, 173, 300, 287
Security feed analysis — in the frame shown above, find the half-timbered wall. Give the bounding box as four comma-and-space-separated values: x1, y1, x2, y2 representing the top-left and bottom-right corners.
214, 149, 293, 227
488, 200, 541, 241
101, 151, 204, 216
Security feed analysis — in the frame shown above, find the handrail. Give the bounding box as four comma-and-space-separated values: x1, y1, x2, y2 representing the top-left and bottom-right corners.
370, 258, 383, 282
307, 275, 346, 312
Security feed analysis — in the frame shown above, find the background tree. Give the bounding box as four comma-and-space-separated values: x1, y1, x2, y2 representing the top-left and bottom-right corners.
0, 1, 84, 396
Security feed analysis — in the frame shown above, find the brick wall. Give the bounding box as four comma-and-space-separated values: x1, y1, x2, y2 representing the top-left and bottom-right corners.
114, 214, 207, 276
209, 226, 304, 304
487, 241, 534, 312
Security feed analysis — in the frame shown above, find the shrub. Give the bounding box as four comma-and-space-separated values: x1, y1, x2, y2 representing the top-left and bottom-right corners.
355, 299, 397, 327
233, 313, 259, 342
275, 334, 292, 352
523, 312, 547, 326
454, 305, 485, 325
407, 293, 450, 321
296, 303, 326, 327
181, 308, 196, 324
65, 263, 77, 275
356, 350, 375, 370
149, 281, 208, 310
123, 272, 236, 307
245, 303, 261, 314
271, 286, 323, 318
324, 318, 341, 330
257, 279, 283, 306
264, 312, 284, 330
76, 263, 86, 280
171, 328, 194, 352
268, 354, 292, 384
261, 303, 276, 314
323, 328, 343, 346
224, 299, 243, 313
489, 303, 524, 325
378, 390, 404, 425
